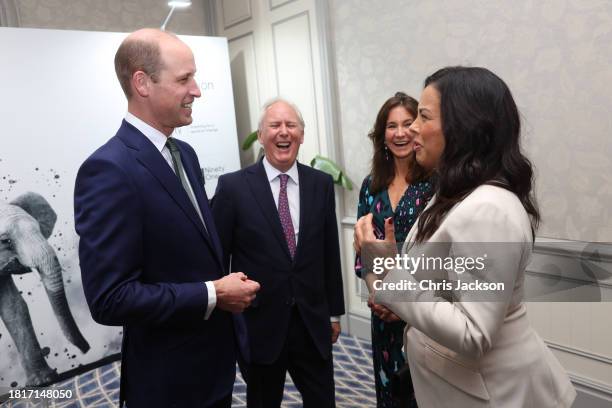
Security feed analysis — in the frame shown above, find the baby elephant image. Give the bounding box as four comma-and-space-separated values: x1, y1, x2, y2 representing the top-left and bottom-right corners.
0, 192, 90, 386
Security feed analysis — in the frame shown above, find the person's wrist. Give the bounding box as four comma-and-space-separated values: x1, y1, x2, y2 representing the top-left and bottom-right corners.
213, 279, 223, 298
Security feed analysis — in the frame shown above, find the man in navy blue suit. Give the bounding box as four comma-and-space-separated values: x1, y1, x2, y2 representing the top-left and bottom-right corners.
74, 29, 259, 408
212, 99, 345, 407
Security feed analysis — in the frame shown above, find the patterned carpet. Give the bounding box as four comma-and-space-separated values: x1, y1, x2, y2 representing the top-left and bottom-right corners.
1, 334, 376, 407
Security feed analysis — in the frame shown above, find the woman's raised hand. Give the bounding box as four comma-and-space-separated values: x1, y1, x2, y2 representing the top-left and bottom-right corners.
354, 213, 376, 254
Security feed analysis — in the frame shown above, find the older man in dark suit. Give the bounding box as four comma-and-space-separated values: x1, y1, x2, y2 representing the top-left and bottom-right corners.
212, 98, 345, 407
74, 28, 259, 408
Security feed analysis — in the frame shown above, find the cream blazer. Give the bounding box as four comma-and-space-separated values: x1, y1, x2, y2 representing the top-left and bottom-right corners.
375, 185, 576, 408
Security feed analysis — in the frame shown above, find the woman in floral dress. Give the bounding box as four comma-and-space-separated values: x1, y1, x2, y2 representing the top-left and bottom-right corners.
355, 92, 433, 408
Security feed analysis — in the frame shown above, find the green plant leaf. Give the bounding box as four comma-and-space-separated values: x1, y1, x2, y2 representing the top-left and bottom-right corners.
310, 155, 353, 190
242, 131, 258, 150
338, 172, 354, 190
311, 155, 341, 180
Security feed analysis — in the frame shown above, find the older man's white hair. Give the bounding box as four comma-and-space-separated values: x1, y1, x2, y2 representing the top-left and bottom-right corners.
257, 97, 305, 132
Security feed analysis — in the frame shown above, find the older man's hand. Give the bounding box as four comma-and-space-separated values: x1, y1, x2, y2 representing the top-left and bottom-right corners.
331, 322, 341, 344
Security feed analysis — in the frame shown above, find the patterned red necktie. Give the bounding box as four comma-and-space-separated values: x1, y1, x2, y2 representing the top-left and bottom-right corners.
278, 174, 296, 259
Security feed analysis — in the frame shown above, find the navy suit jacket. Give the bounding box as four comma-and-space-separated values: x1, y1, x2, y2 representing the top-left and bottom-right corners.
74, 120, 245, 408
211, 160, 345, 364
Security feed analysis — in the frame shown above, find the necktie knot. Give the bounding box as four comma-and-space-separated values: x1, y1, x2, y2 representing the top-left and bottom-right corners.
279, 173, 289, 188
166, 138, 179, 153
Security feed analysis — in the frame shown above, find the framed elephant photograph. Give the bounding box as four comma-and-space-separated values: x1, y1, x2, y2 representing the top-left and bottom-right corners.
0, 192, 99, 386
0, 165, 124, 389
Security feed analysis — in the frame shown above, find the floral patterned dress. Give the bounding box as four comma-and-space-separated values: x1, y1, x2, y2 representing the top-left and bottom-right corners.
355, 175, 433, 408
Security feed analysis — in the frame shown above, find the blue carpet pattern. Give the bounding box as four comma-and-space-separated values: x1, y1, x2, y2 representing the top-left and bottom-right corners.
2, 334, 376, 407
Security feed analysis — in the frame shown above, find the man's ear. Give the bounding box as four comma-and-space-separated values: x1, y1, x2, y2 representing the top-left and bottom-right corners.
132, 71, 150, 97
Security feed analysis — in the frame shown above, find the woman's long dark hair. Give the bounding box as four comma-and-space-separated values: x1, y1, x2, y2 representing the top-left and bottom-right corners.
369, 92, 427, 194
415, 67, 540, 242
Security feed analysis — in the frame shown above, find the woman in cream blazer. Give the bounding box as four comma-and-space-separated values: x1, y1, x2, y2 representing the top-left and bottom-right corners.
356, 67, 576, 407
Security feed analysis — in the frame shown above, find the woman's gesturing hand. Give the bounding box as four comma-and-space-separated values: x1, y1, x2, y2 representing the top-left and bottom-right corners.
354, 214, 397, 251
354, 214, 396, 254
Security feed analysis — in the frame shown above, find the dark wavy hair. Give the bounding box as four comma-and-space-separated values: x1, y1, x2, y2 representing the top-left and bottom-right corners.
415, 66, 540, 242
368, 92, 427, 194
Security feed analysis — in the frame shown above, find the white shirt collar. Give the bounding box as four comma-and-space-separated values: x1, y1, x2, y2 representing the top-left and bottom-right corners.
262, 156, 299, 185
125, 112, 169, 153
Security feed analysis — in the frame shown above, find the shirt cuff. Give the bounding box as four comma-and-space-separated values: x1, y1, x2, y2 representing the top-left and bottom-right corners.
204, 281, 217, 320
330, 316, 340, 323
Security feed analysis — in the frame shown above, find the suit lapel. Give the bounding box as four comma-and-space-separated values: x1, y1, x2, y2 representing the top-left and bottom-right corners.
246, 161, 293, 260
295, 163, 313, 261
117, 122, 216, 255
181, 151, 225, 269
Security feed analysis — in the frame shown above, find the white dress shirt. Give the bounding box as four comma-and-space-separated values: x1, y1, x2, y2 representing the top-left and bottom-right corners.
261, 156, 339, 323
125, 112, 217, 320
262, 156, 300, 244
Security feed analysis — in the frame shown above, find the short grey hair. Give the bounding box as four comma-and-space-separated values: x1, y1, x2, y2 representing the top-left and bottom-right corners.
257, 97, 305, 132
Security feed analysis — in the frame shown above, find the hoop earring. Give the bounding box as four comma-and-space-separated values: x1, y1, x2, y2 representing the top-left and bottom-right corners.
384, 144, 390, 161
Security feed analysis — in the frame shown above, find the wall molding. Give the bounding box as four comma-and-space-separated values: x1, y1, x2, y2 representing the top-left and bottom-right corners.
270, 10, 321, 153
525, 269, 612, 293
0, 0, 20, 27
271, 10, 314, 94
347, 312, 371, 341
208, 0, 219, 35
570, 373, 612, 404
314, 0, 341, 164
526, 238, 612, 303
534, 239, 612, 262
227, 30, 256, 44
220, 0, 252, 30
342, 216, 356, 227
202, 0, 217, 36
269, 0, 299, 11
546, 340, 612, 366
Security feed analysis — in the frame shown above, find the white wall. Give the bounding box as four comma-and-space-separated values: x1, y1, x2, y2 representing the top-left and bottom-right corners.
331, 0, 612, 242
328, 0, 612, 404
